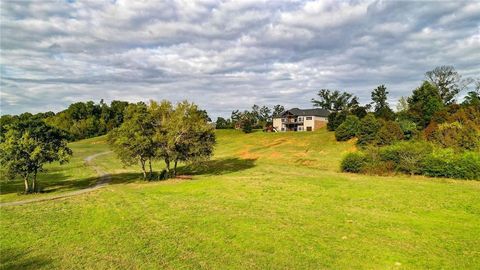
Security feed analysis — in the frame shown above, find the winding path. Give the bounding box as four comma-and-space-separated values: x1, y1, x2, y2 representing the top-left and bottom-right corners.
0, 151, 112, 207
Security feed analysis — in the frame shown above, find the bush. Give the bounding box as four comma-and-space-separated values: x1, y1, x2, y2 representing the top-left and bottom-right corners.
378, 141, 433, 175
399, 120, 418, 140
357, 113, 381, 146
341, 152, 367, 173
335, 115, 360, 141
428, 121, 480, 151
375, 121, 404, 146
423, 150, 480, 180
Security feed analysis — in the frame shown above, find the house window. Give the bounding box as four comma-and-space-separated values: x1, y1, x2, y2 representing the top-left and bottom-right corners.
298, 117, 303, 122
281, 118, 285, 122
306, 126, 312, 131
298, 126, 303, 131
306, 117, 312, 120
281, 128, 285, 131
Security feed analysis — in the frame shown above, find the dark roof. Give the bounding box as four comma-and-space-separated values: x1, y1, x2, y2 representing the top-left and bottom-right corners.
278, 108, 330, 117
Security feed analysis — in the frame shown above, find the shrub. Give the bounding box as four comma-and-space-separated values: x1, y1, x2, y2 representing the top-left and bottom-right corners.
423, 149, 480, 180
341, 152, 367, 173
378, 141, 433, 175
375, 121, 404, 146
335, 115, 360, 141
399, 120, 418, 140
428, 121, 480, 151
357, 113, 381, 146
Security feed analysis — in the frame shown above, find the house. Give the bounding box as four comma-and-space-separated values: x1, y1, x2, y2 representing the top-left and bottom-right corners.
272, 108, 329, 132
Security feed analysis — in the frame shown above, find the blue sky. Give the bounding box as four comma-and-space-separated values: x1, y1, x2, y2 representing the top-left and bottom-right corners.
1, 0, 479, 118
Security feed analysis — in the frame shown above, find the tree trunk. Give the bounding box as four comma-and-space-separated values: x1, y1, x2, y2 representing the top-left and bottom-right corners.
23, 175, 30, 194
140, 159, 147, 180
165, 158, 170, 173
32, 169, 37, 192
148, 158, 153, 180
173, 159, 178, 177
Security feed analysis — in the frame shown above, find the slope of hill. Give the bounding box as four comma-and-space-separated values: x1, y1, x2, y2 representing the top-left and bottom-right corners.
1, 129, 479, 269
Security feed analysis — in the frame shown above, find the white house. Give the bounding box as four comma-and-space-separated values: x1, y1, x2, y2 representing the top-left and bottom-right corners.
272, 108, 329, 132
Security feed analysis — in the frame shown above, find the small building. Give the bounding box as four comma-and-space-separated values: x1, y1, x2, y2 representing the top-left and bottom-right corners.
272, 108, 329, 132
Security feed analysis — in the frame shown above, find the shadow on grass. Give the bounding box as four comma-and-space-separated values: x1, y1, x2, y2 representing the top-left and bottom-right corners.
179, 157, 256, 176
0, 157, 256, 196
0, 249, 52, 270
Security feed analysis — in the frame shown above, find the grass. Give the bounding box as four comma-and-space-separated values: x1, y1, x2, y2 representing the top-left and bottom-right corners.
1, 129, 479, 269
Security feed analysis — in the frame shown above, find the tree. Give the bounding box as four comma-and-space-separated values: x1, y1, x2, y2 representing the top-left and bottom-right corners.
164, 101, 216, 176
272, 105, 285, 117
357, 113, 381, 146
312, 89, 358, 112
107, 102, 155, 180
215, 117, 232, 129
375, 121, 404, 146
335, 115, 360, 141
425, 65, 466, 105
258, 106, 272, 127
407, 81, 444, 128
396, 96, 409, 112
327, 110, 348, 131
0, 119, 72, 193
371, 85, 395, 120
462, 78, 480, 107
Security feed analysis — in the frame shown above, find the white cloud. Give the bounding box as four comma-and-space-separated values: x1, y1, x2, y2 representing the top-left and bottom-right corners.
1, 0, 479, 118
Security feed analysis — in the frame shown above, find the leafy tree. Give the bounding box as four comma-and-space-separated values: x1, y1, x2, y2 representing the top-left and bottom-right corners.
357, 113, 381, 146
327, 110, 348, 131
107, 102, 155, 180
164, 101, 216, 176
335, 115, 360, 141
272, 105, 285, 117
312, 89, 358, 112
407, 81, 444, 128
215, 117, 232, 129
396, 96, 409, 112
398, 120, 418, 140
462, 78, 480, 107
375, 121, 404, 146
258, 106, 272, 127
0, 119, 72, 193
371, 85, 395, 120
425, 65, 466, 105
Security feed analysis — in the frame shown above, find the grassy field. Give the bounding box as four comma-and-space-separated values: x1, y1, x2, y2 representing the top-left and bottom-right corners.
1, 129, 479, 269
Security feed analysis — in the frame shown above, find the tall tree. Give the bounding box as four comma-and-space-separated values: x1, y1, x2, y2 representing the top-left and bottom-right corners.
462, 78, 480, 107
312, 89, 358, 112
165, 101, 216, 176
0, 119, 72, 193
425, 65, 466, 105
272, 105, 285, 117
107, 102, 155, 180
371, 84, 395, 120
407, 81, 444, 128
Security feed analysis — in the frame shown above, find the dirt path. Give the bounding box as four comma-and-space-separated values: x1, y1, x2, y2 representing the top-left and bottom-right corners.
0, 151, 112, 207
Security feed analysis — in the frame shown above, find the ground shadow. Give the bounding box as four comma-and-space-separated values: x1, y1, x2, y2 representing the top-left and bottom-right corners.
0, 157, 256, 197
179, 157, 256, 176
0, 249, 52, 270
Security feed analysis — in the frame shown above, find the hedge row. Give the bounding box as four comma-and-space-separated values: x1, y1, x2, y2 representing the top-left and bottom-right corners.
341, 141, 480, 180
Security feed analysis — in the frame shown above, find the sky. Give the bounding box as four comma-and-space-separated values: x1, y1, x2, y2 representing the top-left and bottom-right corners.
1, 0, 479, 119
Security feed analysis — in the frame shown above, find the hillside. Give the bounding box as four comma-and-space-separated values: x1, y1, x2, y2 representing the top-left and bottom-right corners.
1, 129, 480, 269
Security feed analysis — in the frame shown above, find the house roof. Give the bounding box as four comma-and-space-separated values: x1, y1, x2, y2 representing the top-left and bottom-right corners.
276, 108, 330, 118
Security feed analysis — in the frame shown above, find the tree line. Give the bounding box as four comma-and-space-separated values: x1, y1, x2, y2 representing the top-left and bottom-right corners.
0, 100, 214, 193
215, 104, 285, 133
322, 65, 480, 179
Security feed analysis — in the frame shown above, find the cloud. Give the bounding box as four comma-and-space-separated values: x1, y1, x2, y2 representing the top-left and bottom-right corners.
1, 0, 479, 118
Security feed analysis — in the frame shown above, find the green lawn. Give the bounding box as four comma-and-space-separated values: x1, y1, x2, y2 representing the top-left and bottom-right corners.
1, 129, 479, 269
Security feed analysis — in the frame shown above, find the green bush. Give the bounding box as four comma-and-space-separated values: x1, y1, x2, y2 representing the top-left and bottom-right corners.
398, 120, 418, 140
375, 121, 404, 146
357, 113, 381, 146
341, 152, 367, 173
335, 115, 360, 141
327, 111, 348, 131
423, 150, 480, 180
378, 141, 433, 175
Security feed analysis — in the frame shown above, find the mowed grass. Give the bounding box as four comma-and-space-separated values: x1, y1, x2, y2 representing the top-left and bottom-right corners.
1, 129, 479, 269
